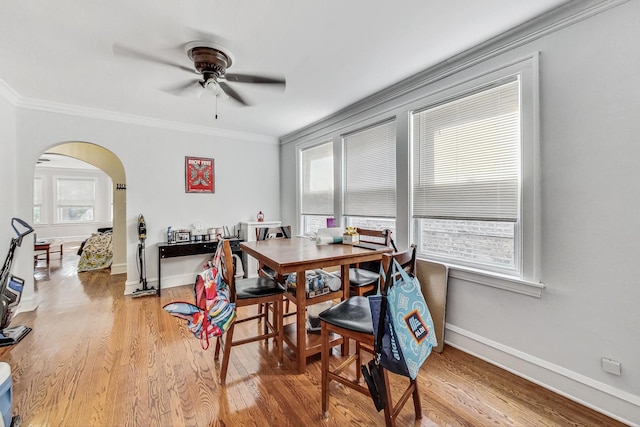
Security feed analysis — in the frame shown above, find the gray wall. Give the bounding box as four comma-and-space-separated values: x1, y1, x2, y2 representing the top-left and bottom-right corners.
279, 1, 639, 423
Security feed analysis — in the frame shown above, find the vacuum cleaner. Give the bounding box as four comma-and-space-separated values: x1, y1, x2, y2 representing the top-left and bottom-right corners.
0, 218, 34, 347
132, 214, 157, 298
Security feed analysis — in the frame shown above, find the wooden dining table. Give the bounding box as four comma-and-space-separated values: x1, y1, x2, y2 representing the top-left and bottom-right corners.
240, 236, 391, 373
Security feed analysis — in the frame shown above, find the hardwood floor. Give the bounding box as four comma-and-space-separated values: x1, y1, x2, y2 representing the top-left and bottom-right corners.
0, 248, 624, 426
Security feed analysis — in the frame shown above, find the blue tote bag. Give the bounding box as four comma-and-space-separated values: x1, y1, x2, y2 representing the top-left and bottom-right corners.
369, 258, 437, 379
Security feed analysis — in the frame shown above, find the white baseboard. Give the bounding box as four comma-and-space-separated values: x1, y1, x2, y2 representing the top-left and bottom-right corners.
445, 324, 639, 426
14, 296, 38, 316
123, 273, 193, 295
110, 262, 126, 275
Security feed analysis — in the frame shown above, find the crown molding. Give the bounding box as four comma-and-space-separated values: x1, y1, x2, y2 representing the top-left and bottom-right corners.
17, 96, 278, 144
0, 79, 277, 144
280, 0, 628, 144
0, 78, 20, 105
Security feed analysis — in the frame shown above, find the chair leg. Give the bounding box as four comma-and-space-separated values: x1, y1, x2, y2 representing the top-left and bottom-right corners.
382, 369, 395, 427
411, 379, 422, 419
264, 302, 270, 343
214, 336, 222, 360
218, 323, 235, 385
380, 371, 422, 426
321, 322, 330, 419
342, 336, 350, 356
355, 341, 362, 383
275, 297, 283, 367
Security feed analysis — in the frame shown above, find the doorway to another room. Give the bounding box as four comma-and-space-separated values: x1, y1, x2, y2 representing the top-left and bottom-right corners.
32, 142, 127, 288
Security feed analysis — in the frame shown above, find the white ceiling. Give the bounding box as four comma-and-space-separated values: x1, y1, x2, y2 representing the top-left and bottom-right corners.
36, 153, 98, 170
0, 0, 570, 139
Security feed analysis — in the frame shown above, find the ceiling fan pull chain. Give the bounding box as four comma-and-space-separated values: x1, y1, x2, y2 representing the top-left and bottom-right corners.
215, 95, 218, 119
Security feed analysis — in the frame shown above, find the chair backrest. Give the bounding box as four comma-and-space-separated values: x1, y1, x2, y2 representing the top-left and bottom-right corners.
379, 245, 417, 295
351, 228, 397, 272
219, 239, 236, 302
256, 225, 292, 241
355, 228, 397, 251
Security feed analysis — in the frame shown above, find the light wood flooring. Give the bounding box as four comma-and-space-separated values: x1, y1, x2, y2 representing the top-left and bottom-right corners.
0, 247, 625, 426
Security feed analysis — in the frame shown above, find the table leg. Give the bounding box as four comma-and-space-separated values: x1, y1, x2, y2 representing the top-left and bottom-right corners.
296, 268, 306, 374
341, 264, 350, 355
46, 247, 50, 267
157, 255, 162, 296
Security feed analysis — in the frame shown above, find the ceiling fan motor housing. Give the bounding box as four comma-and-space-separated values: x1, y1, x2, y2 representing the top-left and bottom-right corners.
114, 39, 283, 107
187, 46, 232, 79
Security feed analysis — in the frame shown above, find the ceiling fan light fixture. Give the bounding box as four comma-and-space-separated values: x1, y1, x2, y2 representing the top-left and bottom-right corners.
203, 78, 222, 95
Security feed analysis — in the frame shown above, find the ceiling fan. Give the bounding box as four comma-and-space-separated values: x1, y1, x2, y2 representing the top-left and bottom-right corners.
113, 38, 286, 111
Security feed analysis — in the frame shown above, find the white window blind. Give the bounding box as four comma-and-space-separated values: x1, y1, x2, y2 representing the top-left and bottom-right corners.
412, 77, 520, 222
57, 178, 95, 204
33, 178, 43, 205
343, 120, 396, 218
33, 177, 43, 224
56, 178, 96, 222
301, 141, 334, 216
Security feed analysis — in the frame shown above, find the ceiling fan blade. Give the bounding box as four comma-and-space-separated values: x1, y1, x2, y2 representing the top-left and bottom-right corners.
224, 73, 286, 88
113, 43, 195, 74
163, 79, 203, 97
218, 82, 249, 106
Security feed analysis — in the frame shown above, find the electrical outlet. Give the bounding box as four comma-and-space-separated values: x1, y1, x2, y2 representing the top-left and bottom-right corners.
601, 357, 621, 375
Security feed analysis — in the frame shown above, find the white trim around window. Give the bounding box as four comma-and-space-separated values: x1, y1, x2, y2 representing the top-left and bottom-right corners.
293, 53, 542, 296
297, 139, 335, 235
409, 53, 542, 292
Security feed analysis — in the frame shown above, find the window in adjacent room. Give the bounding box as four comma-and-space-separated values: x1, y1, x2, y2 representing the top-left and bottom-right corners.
343, 119, 397, 237
33, 177, 44, 224
412, 75, 523, 275
300, 141, 334, 235
56, 177, 96, 222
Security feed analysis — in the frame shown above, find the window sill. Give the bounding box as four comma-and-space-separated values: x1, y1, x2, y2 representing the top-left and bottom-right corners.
445, 265, 544, 298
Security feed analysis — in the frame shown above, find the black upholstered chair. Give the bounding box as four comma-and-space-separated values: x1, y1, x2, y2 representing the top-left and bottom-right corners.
319, 245, 421, 426
213, 239, 285, 385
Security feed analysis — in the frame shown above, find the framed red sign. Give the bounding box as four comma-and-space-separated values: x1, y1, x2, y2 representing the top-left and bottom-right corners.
185, 156, 215, 193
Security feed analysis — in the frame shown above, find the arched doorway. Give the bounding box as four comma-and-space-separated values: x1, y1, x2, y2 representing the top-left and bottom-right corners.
34, 142, 126, 273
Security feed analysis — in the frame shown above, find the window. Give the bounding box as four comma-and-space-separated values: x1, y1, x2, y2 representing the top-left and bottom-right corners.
300, 141, 334, 235
343, 120, 397, 235
345, 217, 397, 239
56, 178, 96, 222
412, 76, 521, 274
33, 177, 43, 224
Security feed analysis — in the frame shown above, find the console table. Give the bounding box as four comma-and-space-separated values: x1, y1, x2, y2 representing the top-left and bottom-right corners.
157, 239, 243, 296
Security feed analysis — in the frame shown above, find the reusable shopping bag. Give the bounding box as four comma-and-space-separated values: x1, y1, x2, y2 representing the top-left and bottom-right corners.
368, 258, 437, 379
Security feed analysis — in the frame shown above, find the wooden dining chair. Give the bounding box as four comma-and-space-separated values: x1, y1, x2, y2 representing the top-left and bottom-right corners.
319, 245, 421, 426
255, 225, 292, 278
340, 228, 397, 297
255, 226, 293, 323
213, 239, 285, 385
